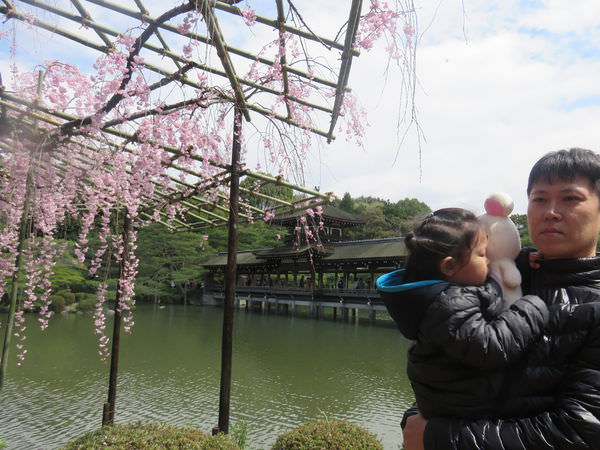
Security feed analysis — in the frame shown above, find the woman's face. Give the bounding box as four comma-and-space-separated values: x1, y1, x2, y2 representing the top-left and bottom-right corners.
527, 175, 600, 259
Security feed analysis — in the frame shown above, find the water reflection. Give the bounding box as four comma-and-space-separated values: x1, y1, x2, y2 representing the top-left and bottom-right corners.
0, 305, 414, 449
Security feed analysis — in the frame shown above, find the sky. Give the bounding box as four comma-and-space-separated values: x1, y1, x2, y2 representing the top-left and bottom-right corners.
308, 0, 600, 214
2, 0, 600, 215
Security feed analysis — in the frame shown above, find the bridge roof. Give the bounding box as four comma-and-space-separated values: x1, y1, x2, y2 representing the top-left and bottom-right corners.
202, 237, 406, 268
270, 205, 368, 227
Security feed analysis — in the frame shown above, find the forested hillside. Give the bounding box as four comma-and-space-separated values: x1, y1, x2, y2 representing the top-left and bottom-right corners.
22, 193, 535, 306
335, 192, 431, 240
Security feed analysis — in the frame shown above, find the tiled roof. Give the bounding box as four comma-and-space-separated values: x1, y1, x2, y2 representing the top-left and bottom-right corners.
202, 237, 405, 267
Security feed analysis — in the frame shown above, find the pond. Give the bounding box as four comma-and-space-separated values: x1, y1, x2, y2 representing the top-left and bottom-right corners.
0, 305, 414, 449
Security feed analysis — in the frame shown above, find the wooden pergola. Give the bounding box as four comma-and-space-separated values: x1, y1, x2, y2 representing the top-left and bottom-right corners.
0, 0, 390, 435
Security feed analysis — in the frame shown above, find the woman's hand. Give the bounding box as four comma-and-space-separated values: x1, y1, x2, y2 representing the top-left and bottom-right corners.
402, 413, 427, 450
529, 251, 543, 269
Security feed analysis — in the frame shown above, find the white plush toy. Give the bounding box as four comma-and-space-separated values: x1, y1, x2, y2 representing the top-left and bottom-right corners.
478, 192, 522, 306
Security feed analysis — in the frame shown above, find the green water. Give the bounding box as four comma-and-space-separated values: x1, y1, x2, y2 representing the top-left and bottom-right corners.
0, 305, 415, 449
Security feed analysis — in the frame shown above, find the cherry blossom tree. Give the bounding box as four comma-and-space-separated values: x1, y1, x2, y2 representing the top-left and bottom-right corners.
0, 0, 418, 430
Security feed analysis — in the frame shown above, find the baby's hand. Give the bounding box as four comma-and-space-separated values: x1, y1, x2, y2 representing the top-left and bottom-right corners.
529, 251, 543, 269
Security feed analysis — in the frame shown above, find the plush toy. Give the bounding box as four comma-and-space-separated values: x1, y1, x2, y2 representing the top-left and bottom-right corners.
478, 192, 522, 306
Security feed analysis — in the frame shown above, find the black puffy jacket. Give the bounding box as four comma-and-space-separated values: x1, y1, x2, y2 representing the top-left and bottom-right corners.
377, 269, 549, 420
420, 252, 600, 450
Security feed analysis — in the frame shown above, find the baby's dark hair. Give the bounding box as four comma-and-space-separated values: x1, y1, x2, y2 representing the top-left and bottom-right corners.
404, 208, 483, 282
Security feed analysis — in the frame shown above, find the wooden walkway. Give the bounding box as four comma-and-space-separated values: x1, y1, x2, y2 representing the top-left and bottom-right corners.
208, 286, 388, 323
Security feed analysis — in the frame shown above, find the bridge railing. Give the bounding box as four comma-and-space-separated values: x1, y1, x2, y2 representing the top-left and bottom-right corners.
207, 285, 382, 303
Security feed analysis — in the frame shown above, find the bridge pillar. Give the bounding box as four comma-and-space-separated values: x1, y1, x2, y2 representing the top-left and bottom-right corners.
368, 304, 376, 323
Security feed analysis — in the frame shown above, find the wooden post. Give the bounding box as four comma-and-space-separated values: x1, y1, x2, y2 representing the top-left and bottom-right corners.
102, 211, 132, 426
369, 304, 376, 323
370, 267, 375, 291
217, 105, 242, 435
0, 196, 30, 389
0, 71, 40, 389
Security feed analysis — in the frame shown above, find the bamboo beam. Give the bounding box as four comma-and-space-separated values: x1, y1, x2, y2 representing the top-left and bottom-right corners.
327, 0, 363, 143
214, 1, 360, 56
0, 95, 332, 217
198, 0, 250, 121
1, 93, 334, 184
240, 168, 334, 200
83, 0, 347, 89
132, 0, 181, 70
276, 0, 292, 121
69, 0, 113, 48
15, 0, 335, 115
0, 102, 287, 221
0, 6, 108, 52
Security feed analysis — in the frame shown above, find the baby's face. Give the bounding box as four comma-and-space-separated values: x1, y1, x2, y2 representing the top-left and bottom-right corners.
447, 230, 489, 286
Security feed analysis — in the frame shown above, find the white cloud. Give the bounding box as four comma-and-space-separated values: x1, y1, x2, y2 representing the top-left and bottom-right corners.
3, 0, 600, 217
303, 0, 600, 215
517, 0, 600, 34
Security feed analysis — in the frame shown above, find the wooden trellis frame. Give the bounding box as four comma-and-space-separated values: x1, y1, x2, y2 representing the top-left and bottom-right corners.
0, 0, 361, 140
0, 89, 333, 230
0, 0, 367, 436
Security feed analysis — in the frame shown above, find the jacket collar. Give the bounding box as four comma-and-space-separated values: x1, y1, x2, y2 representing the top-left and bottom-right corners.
377, 269, 448, 339
536, 255, 600, 287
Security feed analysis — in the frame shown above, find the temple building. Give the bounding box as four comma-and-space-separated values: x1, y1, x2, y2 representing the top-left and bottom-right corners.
202, 205, 406, 296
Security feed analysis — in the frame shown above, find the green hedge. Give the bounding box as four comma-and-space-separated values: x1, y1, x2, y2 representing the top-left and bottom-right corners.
49, 295, 66, 313
63, 292, 76, 305
62, 422, 240, 449
272, 419, 383, 450
76, 294, 97, 312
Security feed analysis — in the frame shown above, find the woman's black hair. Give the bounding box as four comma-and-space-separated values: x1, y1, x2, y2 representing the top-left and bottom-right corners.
404, 208, 483, 282
527, 148, 600, 196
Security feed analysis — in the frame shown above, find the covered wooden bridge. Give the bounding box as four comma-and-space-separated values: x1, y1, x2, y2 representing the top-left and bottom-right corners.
202, 206, 407, 322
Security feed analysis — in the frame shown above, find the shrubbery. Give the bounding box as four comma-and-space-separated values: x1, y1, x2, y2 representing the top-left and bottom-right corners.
49, 295, 66, 313
272, 419, 383, 449
61, 422, 240, 449
75, 292, 89, 303
76, 294, 97, 312
62, 291, 77, 305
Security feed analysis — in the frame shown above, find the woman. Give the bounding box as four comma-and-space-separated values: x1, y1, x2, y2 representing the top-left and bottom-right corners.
403, 148, 600, 450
